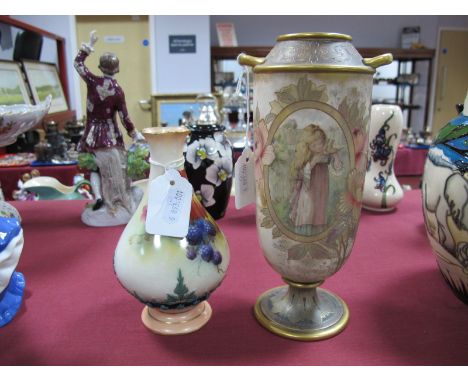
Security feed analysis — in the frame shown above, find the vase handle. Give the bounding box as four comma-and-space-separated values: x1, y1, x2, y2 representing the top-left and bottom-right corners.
363, 53, 393, 69
237, 53, 266, 67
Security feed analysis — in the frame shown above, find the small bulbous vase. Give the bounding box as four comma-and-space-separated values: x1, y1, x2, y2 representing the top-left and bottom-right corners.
422, 98, 468, 304
114, 127, 230, 335
362, 104, 404, 211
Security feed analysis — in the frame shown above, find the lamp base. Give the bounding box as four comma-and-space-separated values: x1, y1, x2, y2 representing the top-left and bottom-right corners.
254, 280, 349, 341
141, 301, 212, 335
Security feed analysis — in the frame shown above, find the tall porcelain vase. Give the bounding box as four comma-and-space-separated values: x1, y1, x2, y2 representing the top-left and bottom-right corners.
363, 104, 404, 211
239, 32, 392, 340
114, 127, 230, 335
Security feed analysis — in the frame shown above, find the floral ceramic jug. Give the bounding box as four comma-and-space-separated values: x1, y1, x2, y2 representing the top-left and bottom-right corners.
114, 127, 230, 334
184, 95, 233, 220
422, 94, 468, 304
362, 104, 404, 211
239, 32, 392, 340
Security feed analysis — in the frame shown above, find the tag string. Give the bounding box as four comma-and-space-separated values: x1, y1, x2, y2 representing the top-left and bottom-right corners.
148, 157, 185, 171
234, 63, 251, 150
245, 65, 251, 149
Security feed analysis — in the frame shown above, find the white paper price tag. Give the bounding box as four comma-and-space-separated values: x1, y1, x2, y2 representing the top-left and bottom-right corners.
145, 169, 193, 238
234, 147, 256, 209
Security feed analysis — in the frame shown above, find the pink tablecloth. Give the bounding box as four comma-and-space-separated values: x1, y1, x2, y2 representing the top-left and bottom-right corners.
394, 146, 429, 176
0, 191, 467, 365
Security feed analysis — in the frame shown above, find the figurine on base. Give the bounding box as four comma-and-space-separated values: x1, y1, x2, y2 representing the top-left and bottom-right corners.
74, 30, 143, 227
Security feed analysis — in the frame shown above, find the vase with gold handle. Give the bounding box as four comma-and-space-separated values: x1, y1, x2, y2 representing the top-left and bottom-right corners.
238, 32, 392, 340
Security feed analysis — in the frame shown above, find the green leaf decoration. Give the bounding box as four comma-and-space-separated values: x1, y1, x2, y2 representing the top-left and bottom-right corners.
165, 269, 197, 305
287, 242, 332, 262
297, 76, 311, 100
127, 144, 150, 181
435, 123, 468, 144
265, 113, 277, 126
261, 216, 274, 229
78, 152, 98, 171
255, 104, 260, 126
173, 269, 189, 298
272, 226, 281, 239
275, 85, 298, 105
287, 245, 307, 261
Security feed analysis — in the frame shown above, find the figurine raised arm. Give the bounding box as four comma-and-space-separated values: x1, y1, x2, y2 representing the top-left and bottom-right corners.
74, 30, 143, 227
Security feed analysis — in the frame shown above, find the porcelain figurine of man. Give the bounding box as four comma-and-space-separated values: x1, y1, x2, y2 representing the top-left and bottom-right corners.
75, 30, 143, 227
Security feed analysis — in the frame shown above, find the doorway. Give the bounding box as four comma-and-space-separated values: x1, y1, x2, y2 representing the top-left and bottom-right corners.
432, 29, 468, 135
75, 16, 151, 145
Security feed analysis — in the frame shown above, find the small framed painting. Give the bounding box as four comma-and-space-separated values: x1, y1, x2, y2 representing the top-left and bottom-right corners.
150, 93, 223, 127
0, 60, 31, 105
22, 60, 68, 113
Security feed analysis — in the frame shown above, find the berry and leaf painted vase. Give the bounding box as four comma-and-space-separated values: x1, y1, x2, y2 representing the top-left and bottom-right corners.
239, 32, 392, 340
114, 127, 230, 334
422, 96, 468, 304
184, 95, 233, 220
362, 104, 404, 211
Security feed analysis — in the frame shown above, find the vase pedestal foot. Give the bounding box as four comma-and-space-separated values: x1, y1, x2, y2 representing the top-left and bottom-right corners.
141, 301, 212, 335
363, 205, 395, 213
254, 280, 349, 341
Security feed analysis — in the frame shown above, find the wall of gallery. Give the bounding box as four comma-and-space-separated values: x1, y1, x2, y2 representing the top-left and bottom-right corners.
5, 15, 468, 129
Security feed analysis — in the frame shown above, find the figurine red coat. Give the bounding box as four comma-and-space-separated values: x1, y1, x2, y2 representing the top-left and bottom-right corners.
74, 49, 136, 153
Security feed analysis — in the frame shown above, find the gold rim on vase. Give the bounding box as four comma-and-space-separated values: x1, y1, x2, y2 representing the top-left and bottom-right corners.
252, 64, 376, 75
142, 126, 189, 135
276, 32, 353, 42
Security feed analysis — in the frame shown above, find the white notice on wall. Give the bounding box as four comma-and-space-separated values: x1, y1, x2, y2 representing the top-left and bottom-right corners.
104, 35, 125, 44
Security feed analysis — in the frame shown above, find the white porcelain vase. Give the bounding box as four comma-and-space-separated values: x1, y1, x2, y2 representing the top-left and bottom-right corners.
363, 104, 404, 211
239, 32, 393, 341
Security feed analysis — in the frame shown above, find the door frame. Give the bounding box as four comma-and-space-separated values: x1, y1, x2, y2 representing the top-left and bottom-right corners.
430, 26, 468, 131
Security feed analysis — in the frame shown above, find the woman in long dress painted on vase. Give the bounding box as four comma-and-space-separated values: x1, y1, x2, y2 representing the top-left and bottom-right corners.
289, 124, 343, 233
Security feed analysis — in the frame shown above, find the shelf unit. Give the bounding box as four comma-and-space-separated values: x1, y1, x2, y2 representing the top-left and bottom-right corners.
211, 46, 435, 132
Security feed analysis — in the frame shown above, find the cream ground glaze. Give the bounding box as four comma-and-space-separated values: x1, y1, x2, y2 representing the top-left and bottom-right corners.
254, 72, 372, 283
114, 128, 230, 308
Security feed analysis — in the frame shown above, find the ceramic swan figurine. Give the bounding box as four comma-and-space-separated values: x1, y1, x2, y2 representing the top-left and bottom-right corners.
0, 217, 25, 327
22, 176, 91, 200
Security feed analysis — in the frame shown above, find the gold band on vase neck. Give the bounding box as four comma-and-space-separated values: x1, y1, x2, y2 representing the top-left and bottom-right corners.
282, 277, 323, 289
276, 32, 353, 42
252, 64, 376, 74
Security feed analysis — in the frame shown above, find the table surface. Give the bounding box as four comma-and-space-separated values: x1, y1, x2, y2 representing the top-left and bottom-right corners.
1, 191, 467, 366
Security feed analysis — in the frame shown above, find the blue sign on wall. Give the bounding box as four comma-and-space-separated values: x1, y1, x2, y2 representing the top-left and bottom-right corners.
169, 35, 196, 54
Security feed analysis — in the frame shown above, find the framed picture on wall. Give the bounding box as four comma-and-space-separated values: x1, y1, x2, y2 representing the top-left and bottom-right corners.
0, 60, 31, 105
22, 60, 68, 113
150, 93, 223, 126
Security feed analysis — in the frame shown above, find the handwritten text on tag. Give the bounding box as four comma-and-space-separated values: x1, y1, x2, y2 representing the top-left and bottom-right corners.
234, 147, 255, 209
145, 169, 193, 238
